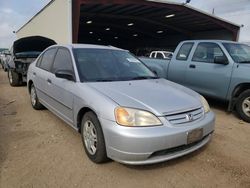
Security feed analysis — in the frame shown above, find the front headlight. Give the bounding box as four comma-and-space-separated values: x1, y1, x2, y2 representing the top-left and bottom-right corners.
115, 107, 162, 127
201, 96, 210, 113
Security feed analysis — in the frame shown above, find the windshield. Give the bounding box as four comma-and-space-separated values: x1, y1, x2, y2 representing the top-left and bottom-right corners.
223, 43, 250, 63
73, 48, 156, 82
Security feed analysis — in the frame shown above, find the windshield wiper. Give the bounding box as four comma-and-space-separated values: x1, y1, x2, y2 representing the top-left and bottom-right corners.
92, 79, 115, 82
239, 61, 250, 64
130, 76, 159, 80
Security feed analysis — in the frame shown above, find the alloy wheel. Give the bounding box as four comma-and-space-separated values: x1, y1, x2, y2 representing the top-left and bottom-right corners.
30, 86, 37, 106
83, 120, 98, 155
242, 97, 250, 117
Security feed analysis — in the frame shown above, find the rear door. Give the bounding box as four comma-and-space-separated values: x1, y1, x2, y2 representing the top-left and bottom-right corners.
47, 48, 76, 124
34, 48, 57, 104
185, 42, 233, 99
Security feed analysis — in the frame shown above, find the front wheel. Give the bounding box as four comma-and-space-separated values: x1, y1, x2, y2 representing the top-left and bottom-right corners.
8, 70, 21, 86
236, 89, 250, 123
81, 112, 108, 163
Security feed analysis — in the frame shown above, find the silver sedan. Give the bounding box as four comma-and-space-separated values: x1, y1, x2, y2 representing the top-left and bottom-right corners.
27, 44, 215, 165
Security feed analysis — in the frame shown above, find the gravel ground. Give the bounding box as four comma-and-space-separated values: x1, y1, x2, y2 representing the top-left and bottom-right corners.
0, 68, 250, 188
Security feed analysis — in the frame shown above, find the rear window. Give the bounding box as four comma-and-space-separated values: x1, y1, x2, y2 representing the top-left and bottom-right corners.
176, 43, 194, 61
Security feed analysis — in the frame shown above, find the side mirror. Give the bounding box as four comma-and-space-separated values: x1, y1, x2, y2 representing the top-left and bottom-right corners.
55, 70, 75, 81
214, 56, 228, 65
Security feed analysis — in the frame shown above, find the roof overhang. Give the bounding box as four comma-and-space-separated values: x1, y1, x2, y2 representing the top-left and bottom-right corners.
72, 0, 240, 45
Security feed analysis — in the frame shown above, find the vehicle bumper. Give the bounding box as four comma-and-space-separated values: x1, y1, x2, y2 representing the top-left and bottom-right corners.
100, 111, 215, 165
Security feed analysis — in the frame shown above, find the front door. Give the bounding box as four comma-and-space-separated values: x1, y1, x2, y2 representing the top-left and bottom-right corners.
185, 42, 233, 99
48, 48, 75, 125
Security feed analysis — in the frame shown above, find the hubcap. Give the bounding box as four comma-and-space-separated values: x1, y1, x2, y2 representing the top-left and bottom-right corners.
83, 120, 97, 155
30, 86, 37, 106
242, 97, 250, 117
9, 71, 13, 84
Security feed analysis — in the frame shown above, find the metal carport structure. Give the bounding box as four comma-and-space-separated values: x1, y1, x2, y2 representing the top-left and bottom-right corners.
72, 0, 240, 53
17, 0, 240, 55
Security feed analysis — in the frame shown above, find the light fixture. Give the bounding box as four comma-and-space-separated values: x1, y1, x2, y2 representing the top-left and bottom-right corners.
133, 34, 138, 37
157, 30, 164, 34
106, 28, 110, 31
165, 14, 175, 18
114, 36, 118, 39
89, 31, 93, 34
128, 23, 134, 26
86, 20, 92, 24
98, 38, 101, 41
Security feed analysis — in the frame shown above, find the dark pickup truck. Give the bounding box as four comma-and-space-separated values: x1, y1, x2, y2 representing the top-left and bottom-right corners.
7, 36, 56, 86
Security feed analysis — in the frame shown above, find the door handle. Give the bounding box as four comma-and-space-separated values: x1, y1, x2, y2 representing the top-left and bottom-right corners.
189, 64, 196, 69
47, 79, 52, 84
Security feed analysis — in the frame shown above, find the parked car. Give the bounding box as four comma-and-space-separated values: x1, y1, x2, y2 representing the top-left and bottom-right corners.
140, 40, 250, 122
27, 44, 215, 165
0, 50, 11, 71
149, 51, 173, 59
7, 36, 56, 86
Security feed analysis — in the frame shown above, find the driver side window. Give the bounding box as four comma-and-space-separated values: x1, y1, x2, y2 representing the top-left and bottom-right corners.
192, 43, 226, 63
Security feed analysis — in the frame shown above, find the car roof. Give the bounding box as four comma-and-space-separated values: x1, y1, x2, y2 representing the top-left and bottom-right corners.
50, 44, 127, 51
180, 40, 244, 44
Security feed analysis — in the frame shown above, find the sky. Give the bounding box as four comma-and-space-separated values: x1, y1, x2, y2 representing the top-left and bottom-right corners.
0, 0, 249, 48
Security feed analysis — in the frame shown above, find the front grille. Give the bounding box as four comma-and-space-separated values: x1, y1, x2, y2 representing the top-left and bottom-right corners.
149, 134, 209, 159
165, 107, 204, 125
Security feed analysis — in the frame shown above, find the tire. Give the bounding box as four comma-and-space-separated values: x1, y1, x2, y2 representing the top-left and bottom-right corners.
30, 84, 43, 110
8, 70, 21, 86
236, 89, 250, 123
81, 111, 108, 163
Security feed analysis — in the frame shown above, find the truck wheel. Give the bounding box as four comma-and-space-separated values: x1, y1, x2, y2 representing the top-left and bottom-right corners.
236, 89, 250, 123
81, 112, 109, 163
8, 70, 20, 86
30, 84, 43, 110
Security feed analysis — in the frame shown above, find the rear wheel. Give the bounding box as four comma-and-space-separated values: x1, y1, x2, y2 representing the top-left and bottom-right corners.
30, 84, 43, 110
236, 89, 250, 123
8, 70, 21, 86
81, 112, 108, 163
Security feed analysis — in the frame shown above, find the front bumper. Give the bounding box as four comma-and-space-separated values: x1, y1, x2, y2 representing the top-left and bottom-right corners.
100, 111, 215, 165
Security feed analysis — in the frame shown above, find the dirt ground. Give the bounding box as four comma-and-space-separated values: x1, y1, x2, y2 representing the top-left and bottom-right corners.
0, 68, 250, 188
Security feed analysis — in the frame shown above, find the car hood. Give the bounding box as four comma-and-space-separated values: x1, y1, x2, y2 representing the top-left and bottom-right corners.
87, 79, 202, 116
13, 36, 56, 55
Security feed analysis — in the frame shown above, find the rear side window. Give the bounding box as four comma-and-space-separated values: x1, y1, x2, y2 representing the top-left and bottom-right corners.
39, 48, 57, 71
176, 43, 194, 61
52, 48, 73, 73
192, 42, 225, 63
